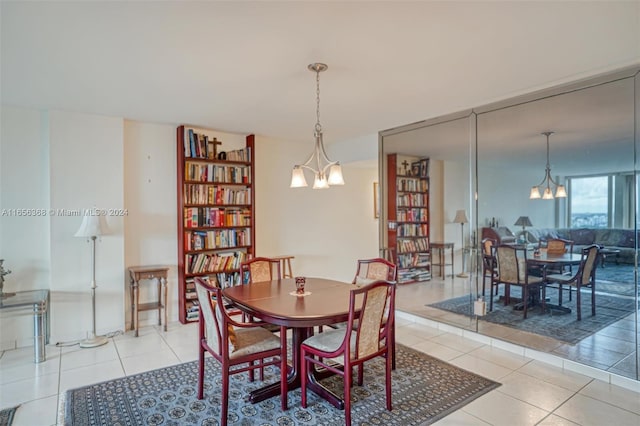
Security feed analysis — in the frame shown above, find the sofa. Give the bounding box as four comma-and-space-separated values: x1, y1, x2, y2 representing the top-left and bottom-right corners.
482, 226, 637, 264
521, 227, 637, 264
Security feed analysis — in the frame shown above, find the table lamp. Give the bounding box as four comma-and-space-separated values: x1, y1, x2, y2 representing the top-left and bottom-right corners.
453, 210, 469, 278
75, 213, 110, 348
514, 216, 533, 244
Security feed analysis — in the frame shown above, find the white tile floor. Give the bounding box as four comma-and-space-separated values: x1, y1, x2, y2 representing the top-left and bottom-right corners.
1, 315, 640, 426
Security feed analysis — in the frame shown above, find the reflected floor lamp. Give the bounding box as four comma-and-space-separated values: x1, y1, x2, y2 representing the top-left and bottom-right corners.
454, 210, 469, 278
75, 214, 110, 348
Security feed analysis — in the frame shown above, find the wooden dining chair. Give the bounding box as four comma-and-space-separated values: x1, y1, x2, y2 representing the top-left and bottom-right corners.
481, 238, 497, 297
352, 257, 397, 284
545, 244, 599, 320
194, 278, 288, 424
241, 257, 282, 284
240, 257, 282, 330
541, 238, 575, 274
492, 245, 545, 319
327, 258, 398, 368
300, 280, 395, 426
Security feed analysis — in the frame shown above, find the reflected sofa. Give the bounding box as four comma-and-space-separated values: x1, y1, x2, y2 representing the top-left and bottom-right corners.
481, 226, 636, 264
523, 228, 636, 264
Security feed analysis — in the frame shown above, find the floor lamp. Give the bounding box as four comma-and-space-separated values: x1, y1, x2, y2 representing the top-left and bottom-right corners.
453, 210, 469, 278
75, 214, 110, 348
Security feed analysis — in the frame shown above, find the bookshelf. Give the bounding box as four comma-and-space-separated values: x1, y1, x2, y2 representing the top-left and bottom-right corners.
387, 154, 431, 284
177, 125, 255, 323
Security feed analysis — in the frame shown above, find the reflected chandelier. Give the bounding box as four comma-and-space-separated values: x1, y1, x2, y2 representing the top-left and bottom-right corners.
530, 131, 567, 200
290, 63, 345, 189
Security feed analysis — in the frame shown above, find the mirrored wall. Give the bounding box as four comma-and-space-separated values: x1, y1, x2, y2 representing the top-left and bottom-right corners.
380, 66, 639, 381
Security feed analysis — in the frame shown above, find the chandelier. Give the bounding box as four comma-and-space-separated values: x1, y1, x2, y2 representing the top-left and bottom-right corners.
530, 131, 567, 200
290, 63, 344, 189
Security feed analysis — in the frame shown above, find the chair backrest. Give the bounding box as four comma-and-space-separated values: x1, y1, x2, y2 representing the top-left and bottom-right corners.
194, 277, 234, 357
241, 257, 282, 284
546, 238, 573, 255
482, 238, 496, 256
352, 258, 397, 285
481, 238, 497, 271
495, 245, 527, 283
579, 245, 599, 285
348, 280, 395, 360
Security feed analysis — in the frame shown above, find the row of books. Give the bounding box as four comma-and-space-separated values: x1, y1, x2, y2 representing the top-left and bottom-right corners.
185, 163, 251, 184
397, 253, 431, 268
186, 250, 247, 274
183, 129, 252, 162
184, 129, 217, 159
397, 178, 428, 192
398, 267, 431, 284
184, 207, 251, 228
396, 208, 428, 222
397, 193, 428, 207
185, 229, 251, 251
397, 223, 429, 237
184, 185, 251, 205
184, 272, 244, 321
397, 238, 429, 253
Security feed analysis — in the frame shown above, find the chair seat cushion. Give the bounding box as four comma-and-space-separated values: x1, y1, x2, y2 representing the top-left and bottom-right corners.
209, 326, 280, 359
303, 329, 356, 355
546, 273, 576, 285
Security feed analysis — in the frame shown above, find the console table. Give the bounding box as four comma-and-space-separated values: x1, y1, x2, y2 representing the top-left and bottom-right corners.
128, 266, 169, 337
431, 242, 455, 279
0, 290, 49, 363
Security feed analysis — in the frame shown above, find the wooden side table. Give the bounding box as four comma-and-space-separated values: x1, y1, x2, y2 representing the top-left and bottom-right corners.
272, 255, 295, 278
430, 242, 454, 279
128, 265, 169, 337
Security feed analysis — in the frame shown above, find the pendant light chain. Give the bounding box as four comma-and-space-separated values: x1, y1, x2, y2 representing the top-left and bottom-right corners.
315, 68, 322, 134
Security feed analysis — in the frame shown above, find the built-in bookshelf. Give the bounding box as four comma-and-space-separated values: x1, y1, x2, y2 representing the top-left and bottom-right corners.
387, 154, 431, 284
177, 125, 255, 323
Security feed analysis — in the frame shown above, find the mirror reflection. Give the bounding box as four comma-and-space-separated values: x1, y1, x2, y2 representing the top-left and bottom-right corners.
381, 68, 639, 381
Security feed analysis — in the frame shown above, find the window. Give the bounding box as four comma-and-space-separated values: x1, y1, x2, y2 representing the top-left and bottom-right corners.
568, 176, 609, 228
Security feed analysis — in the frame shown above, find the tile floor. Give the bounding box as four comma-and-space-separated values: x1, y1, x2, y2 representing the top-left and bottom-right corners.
1, 267, 640, 425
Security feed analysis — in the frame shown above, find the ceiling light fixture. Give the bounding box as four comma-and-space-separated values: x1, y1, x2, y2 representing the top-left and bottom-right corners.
530, 131, 567, 200
290, 63, 344, 189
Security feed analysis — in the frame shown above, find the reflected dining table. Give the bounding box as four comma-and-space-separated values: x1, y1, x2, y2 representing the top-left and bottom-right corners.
222, 277, 359, 409
525, 251, 584, 313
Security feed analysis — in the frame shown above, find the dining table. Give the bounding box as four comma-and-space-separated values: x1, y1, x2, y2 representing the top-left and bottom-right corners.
222, 277, 359, 409
524, 250, 584, 313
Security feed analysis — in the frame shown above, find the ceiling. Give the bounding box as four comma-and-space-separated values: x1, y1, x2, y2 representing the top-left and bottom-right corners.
2, 1, 639, 157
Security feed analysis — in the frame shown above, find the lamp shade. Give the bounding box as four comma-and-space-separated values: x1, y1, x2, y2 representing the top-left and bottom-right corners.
514, 216, 533, 227
75, 214, 110, 238
290, 167, 308, 188
453, 210, 468, 224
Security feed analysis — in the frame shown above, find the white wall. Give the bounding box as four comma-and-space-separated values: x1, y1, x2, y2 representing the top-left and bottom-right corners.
255, 135, 379, 282
0, 107, 125, 347
48, 110, 125, 343
0, 107, 51, 348
123, 120, 177, 326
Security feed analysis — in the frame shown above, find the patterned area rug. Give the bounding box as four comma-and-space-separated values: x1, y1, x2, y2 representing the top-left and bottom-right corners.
0, 405, 18, 426
428, 288, 638, 344
62, 344, 499, 425
595, 264, 637, 297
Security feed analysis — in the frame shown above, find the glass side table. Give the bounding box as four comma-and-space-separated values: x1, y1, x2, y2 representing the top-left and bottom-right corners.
0, 290, 50, 363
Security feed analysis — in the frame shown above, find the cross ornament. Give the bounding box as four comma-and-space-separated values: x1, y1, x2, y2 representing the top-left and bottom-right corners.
401, 160, 409, 174
210, 137, 222, 159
